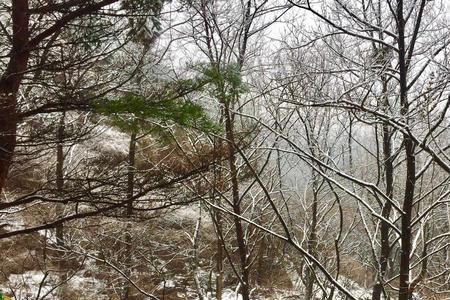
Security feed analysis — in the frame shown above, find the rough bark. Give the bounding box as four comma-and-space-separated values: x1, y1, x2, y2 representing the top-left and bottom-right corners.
0, 0, 30, 193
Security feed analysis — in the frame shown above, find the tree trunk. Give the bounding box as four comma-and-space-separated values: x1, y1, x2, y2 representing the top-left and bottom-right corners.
211, 128, 224, 300
216, 210, 224, 300
0, 93, 18, 194
305, 184, 318, 300
399, 137, 415, 300
224, 104, 250, 300
124, 131, 136, 299
397, 1, 416, 299
373, 78, 394, 300
56, 112, 66, 281
0, 0, 30, 193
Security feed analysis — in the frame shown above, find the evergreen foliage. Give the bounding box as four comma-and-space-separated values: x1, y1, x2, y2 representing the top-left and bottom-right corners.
199, 63, 247, 103
95, 63, 248, 134
94, 78, 217, 133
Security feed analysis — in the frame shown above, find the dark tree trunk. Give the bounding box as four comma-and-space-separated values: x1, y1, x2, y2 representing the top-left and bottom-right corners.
0, 93, 18, 194
124, 131, 136, 300
211, 127, 224, 300
224, 104, 250, 300
0, 0, 120, 193
397, 1, 416, 299
399, 138, 415, 300
305, 174, 318, 300
0, 0, 30, 193
373, 78, 394, 300
56, 112, 66, 280
216, 209, 224, 300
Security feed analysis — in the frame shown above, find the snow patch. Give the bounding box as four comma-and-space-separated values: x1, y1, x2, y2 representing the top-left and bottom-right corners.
222, 289, 243, 300
2, 271, 59, 300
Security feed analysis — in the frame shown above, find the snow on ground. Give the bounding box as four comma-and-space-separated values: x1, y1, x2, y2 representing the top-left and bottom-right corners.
0, 270, 110, 300
0, 270, 405, 300
69, 274, 106, 292
222, 289, 243, 300
339, 277, 372, 300
1, 271, 59, 300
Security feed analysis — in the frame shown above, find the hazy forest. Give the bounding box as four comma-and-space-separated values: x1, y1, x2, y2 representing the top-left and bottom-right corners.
1, 0, 450, 299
